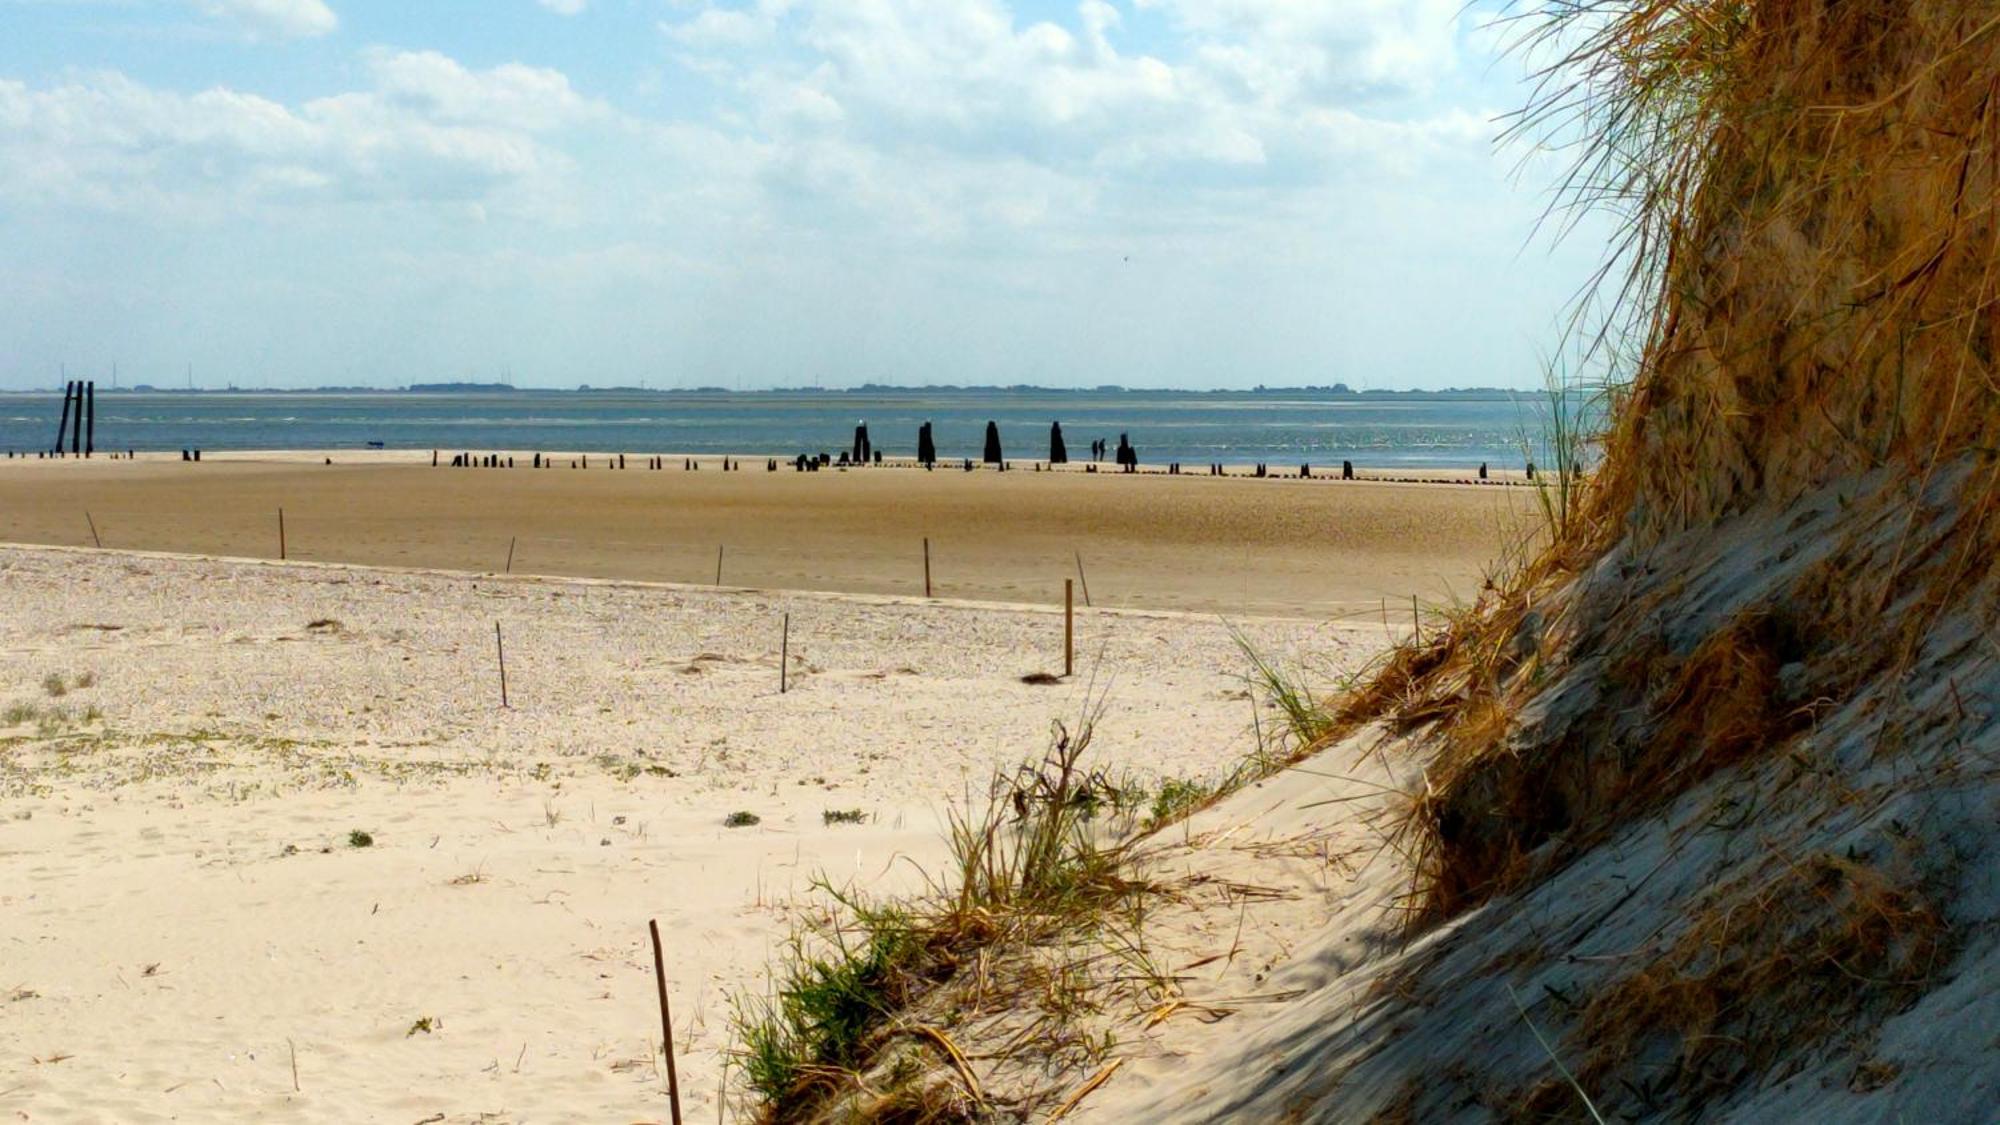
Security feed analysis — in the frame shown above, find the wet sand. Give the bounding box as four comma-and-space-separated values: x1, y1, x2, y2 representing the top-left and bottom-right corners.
0, 452, 1532, 617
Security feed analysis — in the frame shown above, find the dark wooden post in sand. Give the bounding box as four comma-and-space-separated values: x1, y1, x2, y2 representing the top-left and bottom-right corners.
1064, 579, 1074, 678
647, 919, 685, 1125
1342, 460, 1354, 480
496, 622, 509, 708
983, 422, 1003, 465
84, 381, 95, 457
853, 422, 871, 464
55, 382, 73, 456
924, 537, 932, 598
780, 613, 790, 694
917, 422, 937, 467
278, 508, 287, 560
1050, 421, 1068, 464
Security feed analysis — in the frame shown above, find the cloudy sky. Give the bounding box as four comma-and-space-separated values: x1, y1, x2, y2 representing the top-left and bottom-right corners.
0, 0, 1608, 390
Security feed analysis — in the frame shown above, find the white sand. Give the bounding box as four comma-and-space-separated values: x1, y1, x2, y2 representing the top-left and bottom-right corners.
0, 545, 1392, 1122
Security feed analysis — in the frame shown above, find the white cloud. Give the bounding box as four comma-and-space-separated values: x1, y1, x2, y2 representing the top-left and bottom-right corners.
652, 0, 1496, 239
0, 52, 608, 216
537, 0, 587, 15
191, 0, 339, 40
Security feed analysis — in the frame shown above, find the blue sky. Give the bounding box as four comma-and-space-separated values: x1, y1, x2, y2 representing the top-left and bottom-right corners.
0, 0, 1610, 390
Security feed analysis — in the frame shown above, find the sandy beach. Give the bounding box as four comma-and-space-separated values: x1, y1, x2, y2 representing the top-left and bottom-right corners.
0, 454, 1527, 1121
0, 539, 1400, 1122
0, 452, 1531, 618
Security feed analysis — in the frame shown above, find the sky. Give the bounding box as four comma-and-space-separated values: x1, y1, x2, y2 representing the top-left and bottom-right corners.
0, 0, 1612, 391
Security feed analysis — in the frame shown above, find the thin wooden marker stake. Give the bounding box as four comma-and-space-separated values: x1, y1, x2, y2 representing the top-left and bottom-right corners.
780, 613, 790, 694
715, 545, 725, 586
84, 511, 101, 549
923, 537, 932, 598
648, 919, 686, 1125
1064, 579, 1074, 679
278, 507, 286, 560
505, 536, 516, 574
495, 622, 509, 708
1074, 551, 1092, 607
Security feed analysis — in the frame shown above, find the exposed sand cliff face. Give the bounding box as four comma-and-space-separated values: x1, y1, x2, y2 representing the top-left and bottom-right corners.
1061, 2, 2000, 1120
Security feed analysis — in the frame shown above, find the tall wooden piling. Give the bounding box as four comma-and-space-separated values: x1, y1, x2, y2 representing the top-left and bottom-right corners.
924, 538, 932, 598
55, 382, 73, 455
278, 508, 287, 560
84, 381, 95, 457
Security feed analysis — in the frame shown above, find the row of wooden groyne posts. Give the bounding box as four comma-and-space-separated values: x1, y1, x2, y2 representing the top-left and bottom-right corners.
8, 408, 1539, 481
429, 420, 1540, 482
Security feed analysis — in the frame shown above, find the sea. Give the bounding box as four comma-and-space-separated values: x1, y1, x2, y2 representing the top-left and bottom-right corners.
0, 389, 1588, 470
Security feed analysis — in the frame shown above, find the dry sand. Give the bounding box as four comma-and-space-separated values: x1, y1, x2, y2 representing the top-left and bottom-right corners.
0, 544, 1396, 1123
0, 452, 1531, 618
0, 454, 1527, 1121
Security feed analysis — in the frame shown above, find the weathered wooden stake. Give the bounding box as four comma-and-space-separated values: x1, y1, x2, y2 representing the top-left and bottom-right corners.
496, 622, 509, 708
715, 545, 725, 586
1074, 551, 1092, 607
780, 613, 790, 694
505, 536, 517, 574
923, 537, 932, 598
1065, 579, 1074, 679
649, 919, 686, 1125
55, 382, 73, 456
85, 511, 102, 548
278, 508, 286, 559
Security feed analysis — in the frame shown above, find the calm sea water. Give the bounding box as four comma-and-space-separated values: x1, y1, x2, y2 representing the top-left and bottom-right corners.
0, 390, 1582, 469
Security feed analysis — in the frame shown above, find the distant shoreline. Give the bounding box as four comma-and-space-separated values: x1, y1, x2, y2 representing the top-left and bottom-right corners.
0, 384, 1533, 398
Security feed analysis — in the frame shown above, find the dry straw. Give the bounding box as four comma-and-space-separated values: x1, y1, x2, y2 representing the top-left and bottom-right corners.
1330, 0, 2000, 921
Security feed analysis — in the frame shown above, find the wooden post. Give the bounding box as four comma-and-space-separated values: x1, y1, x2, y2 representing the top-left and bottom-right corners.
278, 508, 286, 560
85, 511, 101, 549
55, 382, 73, 455
715, 545, 725, 586
1074, 551, 1092, 608
505, 536, 516, 574
649, 919, 685, 1125
84, 381, 94, 457
496, 622, 509, 708
780, 613, 790, 694
924, 537, 932, 598
1065, 579, 1074, 679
